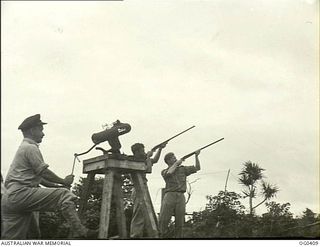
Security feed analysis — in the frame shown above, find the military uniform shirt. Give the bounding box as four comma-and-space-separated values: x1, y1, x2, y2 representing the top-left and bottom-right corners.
5, 138, 49, 193
161, 165, 197, 193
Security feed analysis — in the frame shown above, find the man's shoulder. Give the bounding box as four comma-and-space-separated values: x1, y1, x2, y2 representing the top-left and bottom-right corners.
20, 140, 39, 152
21, 141, 38, 148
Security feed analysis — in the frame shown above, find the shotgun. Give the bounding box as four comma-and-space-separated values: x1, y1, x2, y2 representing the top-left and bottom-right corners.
181, 138, 224, 160
151, 125, 195, 152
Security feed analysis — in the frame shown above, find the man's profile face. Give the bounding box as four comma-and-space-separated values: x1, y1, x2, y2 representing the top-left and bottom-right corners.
30, 125, 45, 143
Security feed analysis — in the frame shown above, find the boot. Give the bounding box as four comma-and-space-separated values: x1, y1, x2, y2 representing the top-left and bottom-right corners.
62, 203, 98, 239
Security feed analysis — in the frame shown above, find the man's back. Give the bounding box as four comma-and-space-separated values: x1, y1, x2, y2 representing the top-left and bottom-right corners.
5, 138, 48, 194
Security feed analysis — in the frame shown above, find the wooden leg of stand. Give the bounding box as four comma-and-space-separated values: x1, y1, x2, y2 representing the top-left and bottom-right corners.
99, 169, 114, 239
114, 173, 127, 239
131, 172, 159, 238
79, 172, 95, 220
146, 185, 159, 229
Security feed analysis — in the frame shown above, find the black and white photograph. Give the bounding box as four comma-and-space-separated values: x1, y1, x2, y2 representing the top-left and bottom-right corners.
1, 0, 319, 243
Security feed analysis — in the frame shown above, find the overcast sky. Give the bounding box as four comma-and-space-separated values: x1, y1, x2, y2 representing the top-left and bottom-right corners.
1, 0, 319, 216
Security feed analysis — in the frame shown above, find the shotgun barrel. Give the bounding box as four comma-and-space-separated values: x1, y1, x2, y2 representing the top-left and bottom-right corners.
151, 125, 195, 152
181, 137, 224, 160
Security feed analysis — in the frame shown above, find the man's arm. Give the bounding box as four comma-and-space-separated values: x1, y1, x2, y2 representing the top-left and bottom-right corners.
40, 178, 69, 188
41, 168, 74, 187
146, 142, 167, 172
25, 146, 74, 186
150, 142, 167, 164
195, 150, 201, 171
166, 159, 183, 175
184, 151, 201, 177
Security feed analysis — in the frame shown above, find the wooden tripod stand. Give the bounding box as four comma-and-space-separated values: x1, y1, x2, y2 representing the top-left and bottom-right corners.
78, 154, 159, 239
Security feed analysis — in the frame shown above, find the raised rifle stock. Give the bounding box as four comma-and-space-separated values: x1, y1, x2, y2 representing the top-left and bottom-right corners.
151, 125, 195, 152
181, 137, 224, 160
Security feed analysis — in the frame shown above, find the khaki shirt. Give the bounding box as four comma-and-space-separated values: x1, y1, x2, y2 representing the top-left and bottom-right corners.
161, 165, 197, 193
1, 180, 6, 196
5, 138, 49, 193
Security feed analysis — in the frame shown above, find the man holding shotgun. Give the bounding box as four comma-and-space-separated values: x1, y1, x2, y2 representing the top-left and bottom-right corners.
129, 142, 167, 238
159, 138, 224, 238
159, 150, 201, 238
130, 126, 195, 238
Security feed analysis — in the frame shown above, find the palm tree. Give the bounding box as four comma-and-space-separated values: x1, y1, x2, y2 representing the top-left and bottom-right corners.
239, 161, 278, 215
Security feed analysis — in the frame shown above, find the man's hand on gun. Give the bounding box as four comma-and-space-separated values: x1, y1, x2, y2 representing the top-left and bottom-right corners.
159, 142, 167, 149
147, 141, 167, 158
180, 150, 200, 164
195, 150, 201, 156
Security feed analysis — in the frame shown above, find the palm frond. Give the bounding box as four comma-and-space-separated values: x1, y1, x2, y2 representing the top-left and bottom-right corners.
239, 161, 265, 186
261, 180, 279, 199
